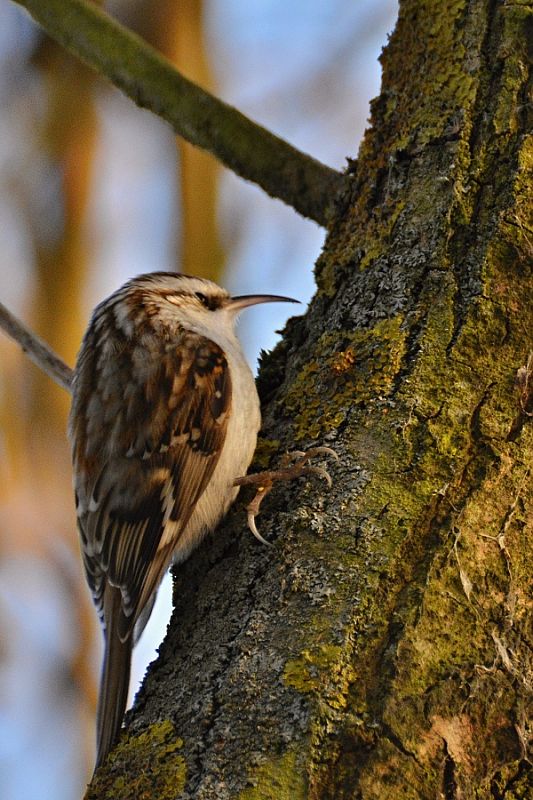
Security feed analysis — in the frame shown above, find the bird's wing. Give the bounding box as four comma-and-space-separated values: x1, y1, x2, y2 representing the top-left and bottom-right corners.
71, 329, 231, 641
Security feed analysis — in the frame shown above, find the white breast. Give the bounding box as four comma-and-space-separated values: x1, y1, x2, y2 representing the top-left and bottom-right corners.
172, 335, 261, 564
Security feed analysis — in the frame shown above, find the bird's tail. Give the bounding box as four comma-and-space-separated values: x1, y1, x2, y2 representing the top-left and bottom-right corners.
95, 608, 132, 770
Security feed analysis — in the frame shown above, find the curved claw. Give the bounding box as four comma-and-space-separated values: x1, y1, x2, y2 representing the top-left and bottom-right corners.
316, 446, 339, 460
237, 445, 338, 548
247, 511, 273, 547
302, 465, 333, 487
280, 446, 338, 470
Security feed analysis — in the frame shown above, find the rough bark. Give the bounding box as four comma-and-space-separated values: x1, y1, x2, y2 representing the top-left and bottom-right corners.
86, 0, 532, 797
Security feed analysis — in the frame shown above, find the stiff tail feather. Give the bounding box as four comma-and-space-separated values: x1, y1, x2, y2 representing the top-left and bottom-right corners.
95, 606, 132, 770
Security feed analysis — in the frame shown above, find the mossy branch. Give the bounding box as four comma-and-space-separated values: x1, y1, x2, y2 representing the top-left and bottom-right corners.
13, 0, 348, 227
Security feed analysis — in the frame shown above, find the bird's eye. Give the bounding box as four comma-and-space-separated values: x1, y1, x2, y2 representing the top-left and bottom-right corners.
195, 292, 210, 308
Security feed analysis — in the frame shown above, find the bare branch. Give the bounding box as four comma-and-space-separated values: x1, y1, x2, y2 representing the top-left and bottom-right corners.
13, 0, 349, 227
0, 301, 73, 392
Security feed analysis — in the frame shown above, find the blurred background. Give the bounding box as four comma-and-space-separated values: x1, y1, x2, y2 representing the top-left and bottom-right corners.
0, 1, 397, 797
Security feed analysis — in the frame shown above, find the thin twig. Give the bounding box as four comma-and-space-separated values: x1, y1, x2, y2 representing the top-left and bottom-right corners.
13, 0, 349, 227
0, 301, 73, 392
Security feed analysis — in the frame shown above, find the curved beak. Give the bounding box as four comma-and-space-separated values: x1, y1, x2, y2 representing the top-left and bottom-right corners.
227, 294, 300, 312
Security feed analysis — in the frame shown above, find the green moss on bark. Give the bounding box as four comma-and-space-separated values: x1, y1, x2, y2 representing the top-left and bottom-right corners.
238, 748, 309, 800
87, 721, 186, 800
282, 318, 407, 440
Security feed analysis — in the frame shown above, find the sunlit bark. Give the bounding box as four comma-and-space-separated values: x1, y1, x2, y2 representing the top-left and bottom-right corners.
87, 1, 530, 797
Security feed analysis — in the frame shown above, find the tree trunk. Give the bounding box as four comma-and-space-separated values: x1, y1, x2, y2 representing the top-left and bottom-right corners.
89, 1, 532, 798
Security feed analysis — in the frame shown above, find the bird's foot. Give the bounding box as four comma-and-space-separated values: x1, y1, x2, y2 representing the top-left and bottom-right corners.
234, 447, 338, 546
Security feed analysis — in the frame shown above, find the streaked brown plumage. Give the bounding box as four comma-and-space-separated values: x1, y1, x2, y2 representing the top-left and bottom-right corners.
69, 272, 298, 770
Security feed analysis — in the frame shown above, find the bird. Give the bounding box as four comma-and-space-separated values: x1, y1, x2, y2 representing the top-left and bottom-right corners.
68, 271, 299, 770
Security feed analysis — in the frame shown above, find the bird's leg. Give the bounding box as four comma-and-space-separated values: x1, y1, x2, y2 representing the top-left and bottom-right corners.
234, 447, 338, 546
